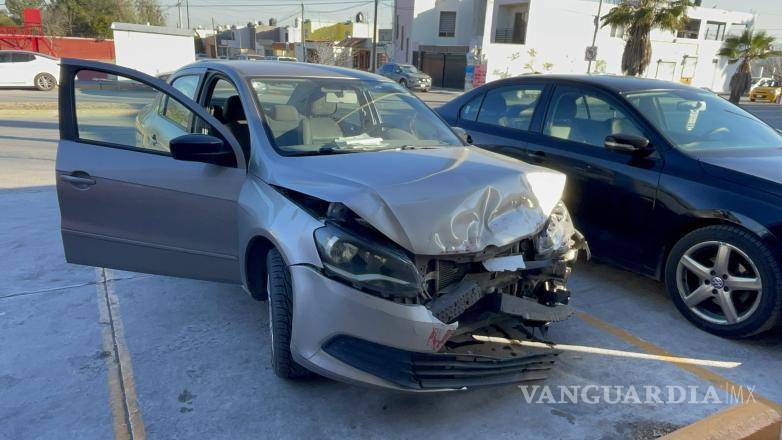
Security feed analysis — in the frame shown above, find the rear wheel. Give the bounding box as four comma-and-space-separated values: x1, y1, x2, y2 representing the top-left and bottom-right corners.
266, 248, 311, 379
34, 73, 56, 91
665, 225, 782, 338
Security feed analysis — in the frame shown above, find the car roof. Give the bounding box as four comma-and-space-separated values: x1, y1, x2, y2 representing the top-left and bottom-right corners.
0, 50, 57, 59
491, 74, 696, 94
189, 60, 390, 81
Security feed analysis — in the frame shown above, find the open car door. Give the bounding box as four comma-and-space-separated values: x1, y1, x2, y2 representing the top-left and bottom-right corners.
56, 59, 247, 283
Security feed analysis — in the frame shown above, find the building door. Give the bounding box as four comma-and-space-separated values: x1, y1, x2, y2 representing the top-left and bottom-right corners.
421, 52, 445, 87
420, 52, 466, 89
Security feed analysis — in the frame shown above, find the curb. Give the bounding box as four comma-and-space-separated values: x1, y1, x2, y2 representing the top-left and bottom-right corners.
661, 401, 781, 440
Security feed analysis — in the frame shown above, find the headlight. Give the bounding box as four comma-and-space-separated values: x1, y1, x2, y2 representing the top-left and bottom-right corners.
535, 200, 576, 257
314, 223, 422, 299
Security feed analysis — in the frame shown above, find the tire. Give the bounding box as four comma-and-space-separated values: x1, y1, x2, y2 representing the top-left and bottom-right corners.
266, 248, 311, 378
665, 225, 782, 338
399, 78, 408, 88
750, 98, 755, 102
34, 73, 56, 91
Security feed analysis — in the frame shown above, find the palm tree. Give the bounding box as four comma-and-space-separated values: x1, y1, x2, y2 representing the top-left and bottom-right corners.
719, 30, 782, 104
601, 0, 692, 77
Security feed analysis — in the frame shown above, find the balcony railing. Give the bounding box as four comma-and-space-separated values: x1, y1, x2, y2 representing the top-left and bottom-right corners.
494, 27, 525, 44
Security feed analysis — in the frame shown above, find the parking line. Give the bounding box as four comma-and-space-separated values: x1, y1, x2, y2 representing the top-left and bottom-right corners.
96, 268, 146, 440
575, 311, 782, 413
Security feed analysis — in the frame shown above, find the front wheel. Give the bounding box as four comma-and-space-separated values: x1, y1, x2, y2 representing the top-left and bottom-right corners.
34, 73, 56, 91
266, 248, 311, 379
665, 225, 782, 338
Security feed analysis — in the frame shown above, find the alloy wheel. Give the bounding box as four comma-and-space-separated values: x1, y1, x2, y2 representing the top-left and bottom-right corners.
36, 74, 54, 90
675, 241, 763, 325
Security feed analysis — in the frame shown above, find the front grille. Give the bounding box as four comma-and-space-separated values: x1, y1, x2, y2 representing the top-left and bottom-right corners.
323, 335, 557, 390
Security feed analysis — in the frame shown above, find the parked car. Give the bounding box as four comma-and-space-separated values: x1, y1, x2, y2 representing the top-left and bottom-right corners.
0, 50, 60, 91
377, 63, 432, 91
55, 59, 585, 390
439, 74, 782, 338
749, 78, 781, 103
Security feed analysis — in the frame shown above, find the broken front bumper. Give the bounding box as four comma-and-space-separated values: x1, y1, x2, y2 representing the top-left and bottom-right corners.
289, 265, 562, 391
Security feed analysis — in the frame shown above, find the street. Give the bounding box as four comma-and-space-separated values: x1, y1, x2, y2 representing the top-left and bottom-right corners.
1, 88, 781, 439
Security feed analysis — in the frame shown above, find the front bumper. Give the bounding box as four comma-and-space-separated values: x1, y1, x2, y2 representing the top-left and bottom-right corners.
288, 265, 560, 391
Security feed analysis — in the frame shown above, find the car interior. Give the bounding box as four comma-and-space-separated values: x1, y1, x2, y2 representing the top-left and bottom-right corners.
545, 92, 644, 146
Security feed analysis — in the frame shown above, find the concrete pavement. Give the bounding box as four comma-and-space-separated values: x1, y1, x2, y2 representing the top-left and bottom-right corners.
1, 90, 781, 439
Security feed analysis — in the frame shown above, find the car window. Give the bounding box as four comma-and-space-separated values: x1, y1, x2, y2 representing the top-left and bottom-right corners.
625, 89, 782, 152
476, 84, 543, 130
251, 78, 461, 154
203, 78, 250, 155
0, 53, 13, 63
161, 75, 200, 130
459, 93, 483, 121
12, 53, 35, 62
543, 86, 644, 147
73, 69, 227, 155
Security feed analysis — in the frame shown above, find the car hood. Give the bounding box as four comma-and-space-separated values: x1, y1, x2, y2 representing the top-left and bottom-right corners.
409, 73, 431, 80
696, 149, 782, 195
265, 146, 566, 255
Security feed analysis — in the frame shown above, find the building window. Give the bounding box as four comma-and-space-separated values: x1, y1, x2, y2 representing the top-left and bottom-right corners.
438, 11, 456, 37
677, 19, 700, 39
610, 23, 625, 38
493, 3, 528, 44
704, 21, 726, 41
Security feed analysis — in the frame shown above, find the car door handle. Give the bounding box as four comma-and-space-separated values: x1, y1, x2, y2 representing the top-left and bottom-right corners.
60, 173, 96, 187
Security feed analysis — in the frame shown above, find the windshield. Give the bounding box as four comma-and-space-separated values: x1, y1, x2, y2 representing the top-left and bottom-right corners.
400, 65, 419, 73
624, 89, 782, 152
251, 78, 461, 155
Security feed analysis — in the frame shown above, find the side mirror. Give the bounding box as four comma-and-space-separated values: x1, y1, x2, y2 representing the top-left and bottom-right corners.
452, 126, 473, 144
170, 134, 236, 167
604, 133, 652, 156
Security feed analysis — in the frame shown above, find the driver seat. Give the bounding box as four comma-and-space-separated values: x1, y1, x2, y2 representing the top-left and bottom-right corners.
301, 94, 343, 144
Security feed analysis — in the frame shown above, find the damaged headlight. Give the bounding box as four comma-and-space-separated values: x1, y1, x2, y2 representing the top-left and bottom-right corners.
535, 200, 576, 257
314, 223, 422, 298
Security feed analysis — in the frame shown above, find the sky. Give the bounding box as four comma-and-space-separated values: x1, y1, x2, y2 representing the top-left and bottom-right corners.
0, 0, 779, 39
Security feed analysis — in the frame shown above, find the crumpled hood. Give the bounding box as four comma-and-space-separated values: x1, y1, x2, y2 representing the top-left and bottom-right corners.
265, 146, 566, 255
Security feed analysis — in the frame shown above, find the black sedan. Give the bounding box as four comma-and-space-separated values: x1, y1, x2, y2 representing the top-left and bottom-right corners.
438, 74, 782, 338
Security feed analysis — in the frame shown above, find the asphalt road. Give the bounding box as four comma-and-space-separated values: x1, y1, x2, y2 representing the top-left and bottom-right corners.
1, 88, 781, 440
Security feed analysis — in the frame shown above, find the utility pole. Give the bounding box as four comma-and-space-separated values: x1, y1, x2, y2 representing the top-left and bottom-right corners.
586, 0, 603, 74
186, 0, 191, 29
370, 0, 379, 71
177, 1, 183, 28
212, 17, 217, 58
301, 2, 306, 62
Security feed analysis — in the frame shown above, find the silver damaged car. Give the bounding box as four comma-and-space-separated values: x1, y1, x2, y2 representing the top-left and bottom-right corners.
55, 59, 586, 391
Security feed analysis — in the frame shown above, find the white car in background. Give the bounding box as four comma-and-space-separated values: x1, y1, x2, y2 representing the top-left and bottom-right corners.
0, 50, 60, 91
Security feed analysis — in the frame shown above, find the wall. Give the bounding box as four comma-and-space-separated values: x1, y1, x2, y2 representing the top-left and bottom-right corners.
393, 0, 485, 64
480, 0, 753, 92
112, 26, 195, 76
0, 36, 115, 61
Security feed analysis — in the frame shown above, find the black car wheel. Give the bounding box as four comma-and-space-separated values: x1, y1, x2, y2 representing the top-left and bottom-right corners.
665, 225, 782, 338
34, 73, 56, 91
399, 78, 408, 88
266, 248, 311, 378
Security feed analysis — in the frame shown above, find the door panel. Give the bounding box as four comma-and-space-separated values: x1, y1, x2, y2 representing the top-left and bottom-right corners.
57, 59, 247, 283
535, 85, 662, 272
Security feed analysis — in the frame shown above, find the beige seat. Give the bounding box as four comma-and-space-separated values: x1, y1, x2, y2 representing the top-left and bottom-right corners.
548, 95, 588, 143
266, 104, 302, 147
301, 95, 343, 144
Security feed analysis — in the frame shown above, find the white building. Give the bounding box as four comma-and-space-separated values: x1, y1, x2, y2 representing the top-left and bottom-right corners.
393, 0, 755, 91
111, 23, 195, 77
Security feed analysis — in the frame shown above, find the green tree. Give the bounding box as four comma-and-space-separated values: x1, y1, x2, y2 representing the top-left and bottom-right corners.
43, 0, 164, 38
0, 11, 17, 26
601, 0, 692, 76
718, 30, 782, 104
3, 0, 45, 23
